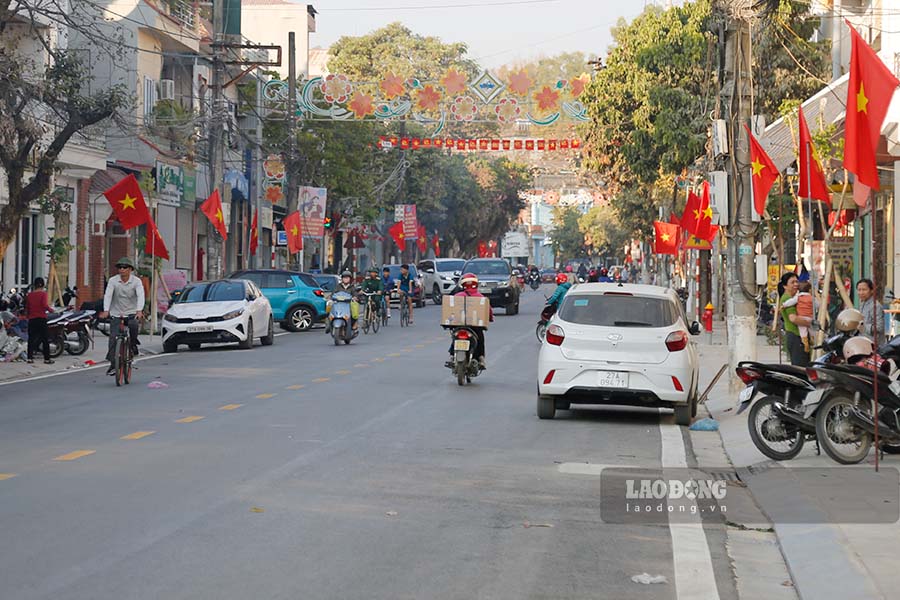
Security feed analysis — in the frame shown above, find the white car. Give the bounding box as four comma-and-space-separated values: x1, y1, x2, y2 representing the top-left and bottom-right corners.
162, 279, 275, 353
418, 258, 466, 304
536, 283, 701, 424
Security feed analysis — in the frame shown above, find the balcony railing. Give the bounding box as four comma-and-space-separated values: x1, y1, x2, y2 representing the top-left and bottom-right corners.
150, 0, 197, 31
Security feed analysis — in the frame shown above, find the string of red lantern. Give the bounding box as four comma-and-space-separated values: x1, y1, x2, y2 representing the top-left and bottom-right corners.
377, 137, 581, 151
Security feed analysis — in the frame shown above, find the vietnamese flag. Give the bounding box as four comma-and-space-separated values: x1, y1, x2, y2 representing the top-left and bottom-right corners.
745, 124, 779, 216
798, 108, 831, 203
388, 221, 405, 247
416, 223, 427, 254
681, 185, 713, 239
201, 189, 228, 240
250, 210, 259, 256
654, 221, 680, 256
432, 233, 440, 257
477, 241, 488, 257
144, 218, 170, 260
844, 21, 900, 191
103, 174, 150, 230
283, 211, 302, 254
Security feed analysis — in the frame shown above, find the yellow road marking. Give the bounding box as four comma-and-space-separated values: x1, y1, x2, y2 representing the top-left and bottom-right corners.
219, 404, 243, 411
120, 431, 155, 441
285, 384, 305, 390
0, 473, 17, 481
335, 370, 351, 375
312, 377, 330, 383
353, 363, 369, 368
387, 353, 401, 357
176, 416, 204, 423
256, 393, 276, 399
372, 358, 385, 363
53, 450, 95, 461
415, 344, 425, 348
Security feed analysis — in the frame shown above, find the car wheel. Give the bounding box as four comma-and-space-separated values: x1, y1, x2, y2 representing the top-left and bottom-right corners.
239, 319, 253, 349
286, 305, 313, 332
188, 343, 201, 350
674, 402, 693, 426
163, 340, 178, 353
432, 285, 442, 305
261, 316, 275, 346
537, 395, 556, 419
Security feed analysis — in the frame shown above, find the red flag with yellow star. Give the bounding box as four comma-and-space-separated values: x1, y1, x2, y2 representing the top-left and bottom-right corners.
201, 190, 228, 240
144, 217, 170, 260
388, 221, 405, 247
653, 221, 680, 256
680, 184, 713, 240
283, 211, 302, 254
250, 210, 259, 256
745, 125, 779, 216
103, 174, 150, 230
844, 21, 899, 191
798, 108, 831, 203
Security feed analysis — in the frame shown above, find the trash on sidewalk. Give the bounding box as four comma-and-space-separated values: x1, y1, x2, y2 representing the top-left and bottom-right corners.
84, 360, 96, 366
147, 380, 169, 389
631, 573, 668, 585
689, 417, 719, 431
250, 506, 264, 513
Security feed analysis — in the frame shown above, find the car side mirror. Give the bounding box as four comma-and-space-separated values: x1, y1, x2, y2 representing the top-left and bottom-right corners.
689, 321, 701, 336
425, 268, 435, 274
247, 294, 255, 302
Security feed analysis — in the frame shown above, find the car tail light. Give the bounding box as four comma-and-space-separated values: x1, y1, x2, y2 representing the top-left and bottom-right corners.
455, 330, 470, 340
665, 331, 688, 352
543, 370, 556, 384
735, 367, 762, 384
546, 324, 565, 346
313, 289, 324, 297
671, 376, 684, 391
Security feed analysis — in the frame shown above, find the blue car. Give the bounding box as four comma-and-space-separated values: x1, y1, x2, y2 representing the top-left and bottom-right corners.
229, 269, 327, 331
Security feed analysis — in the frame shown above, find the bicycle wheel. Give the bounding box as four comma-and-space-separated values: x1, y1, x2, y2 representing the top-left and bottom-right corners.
372, 303, 380, 333
124, 341, 132, 385
400, 300, 408, 327
114, 337, 125, 387
362, 304, 371, 334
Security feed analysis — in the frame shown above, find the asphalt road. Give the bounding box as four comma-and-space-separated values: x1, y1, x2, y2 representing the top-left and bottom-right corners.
0, 286, 737, 600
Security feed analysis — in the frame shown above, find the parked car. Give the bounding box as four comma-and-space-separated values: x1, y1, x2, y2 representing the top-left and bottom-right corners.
536, 283, 701, 424
229, 269, 327, 331
382, 264, 426, 307
312, 274, 341, 300
162, 279, 275, 353
450, 258, 520, 314
418, 258, 466, 305
541, 268, 557, 283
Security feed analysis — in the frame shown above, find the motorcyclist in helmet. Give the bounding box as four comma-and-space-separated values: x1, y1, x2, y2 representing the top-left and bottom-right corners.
360, 267, 384, 319
547, 272, 572, 310
332, 270, 359, 331
446, 273, 493, 368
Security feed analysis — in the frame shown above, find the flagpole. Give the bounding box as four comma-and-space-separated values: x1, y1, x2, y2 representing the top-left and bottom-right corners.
805, 140, 814, 280
150, 199, 157, 341
869, 189, 880, 472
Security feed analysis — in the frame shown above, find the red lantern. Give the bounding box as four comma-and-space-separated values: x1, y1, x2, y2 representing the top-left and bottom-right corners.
548, 139, 557, 151
502, 140, 511, 150
537, 140, 546, 151
390, 137, 399, 146
434, 138, 443, 148
560, 139, 569, 149
411, 138, 421, 149
457, 139, 466, 150
525, 140, 535, 151
479, 139, 489, 150
445, 138, 454, 148
571, 139, 581, 149
514, 140, 523, 150
400, 138, 410, 150
468, 139, 477, 150
491, 139, 500, 150
423, 138, 432, 148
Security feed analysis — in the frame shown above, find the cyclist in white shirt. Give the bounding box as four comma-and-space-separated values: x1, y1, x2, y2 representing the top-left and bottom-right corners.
99, 257, 145, 375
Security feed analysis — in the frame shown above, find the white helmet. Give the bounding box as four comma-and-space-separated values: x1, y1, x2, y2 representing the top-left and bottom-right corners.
835, 308, 864, 333
843, 336, 875, 363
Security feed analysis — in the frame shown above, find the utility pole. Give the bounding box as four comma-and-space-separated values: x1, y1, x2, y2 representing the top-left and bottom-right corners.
207, 0, 225, 280
253, 67, 263, 269
719, 1, 757, 387
285, 31, 299, 270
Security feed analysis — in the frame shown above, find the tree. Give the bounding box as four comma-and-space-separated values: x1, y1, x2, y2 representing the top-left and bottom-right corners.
579, 204, 630, 261
550, 206, 586, 260
0, 0, 129, 261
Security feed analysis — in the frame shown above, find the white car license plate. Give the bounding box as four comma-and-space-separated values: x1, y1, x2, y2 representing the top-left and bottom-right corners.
597, 371, 628, 388
187, 325, 213, 333
454, 339, 470, 351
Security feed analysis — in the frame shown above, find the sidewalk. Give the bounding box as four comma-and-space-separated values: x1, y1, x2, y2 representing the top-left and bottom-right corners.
0, 333, 164, 384
699, 324, 899, 600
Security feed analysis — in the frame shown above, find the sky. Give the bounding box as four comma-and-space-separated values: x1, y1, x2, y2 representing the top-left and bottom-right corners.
311, 0, 674, 69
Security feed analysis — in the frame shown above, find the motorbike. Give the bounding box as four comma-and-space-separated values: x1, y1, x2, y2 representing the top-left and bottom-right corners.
327, 290, 357, 346
444, 325, 485, 386
528, 272, 541, 290
536, 296, 555, 342
808, 336, 900, 464
56, 309, 94, 356
735, 332, 850, 461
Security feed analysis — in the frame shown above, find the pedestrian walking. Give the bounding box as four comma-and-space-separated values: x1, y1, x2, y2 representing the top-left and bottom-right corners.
25, 277, 53, 364
779, 273, 811, 366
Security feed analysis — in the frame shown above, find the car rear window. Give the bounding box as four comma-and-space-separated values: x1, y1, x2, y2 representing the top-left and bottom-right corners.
297, 273, 320, 288
179, 281, 246, 303
463, 260, 509, 275
264, 273, 294, 289
437, 260, 465, 272
558, 294, 678, 328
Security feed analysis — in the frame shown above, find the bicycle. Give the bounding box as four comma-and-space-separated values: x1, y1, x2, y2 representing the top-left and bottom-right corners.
361, 292, 381, 334
381, 295, 389, 326
398, 290, 410, 327
112, 315, 138, 387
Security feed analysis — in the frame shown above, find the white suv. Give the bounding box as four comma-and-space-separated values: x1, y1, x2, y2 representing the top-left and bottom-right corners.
419, 258, 466, 304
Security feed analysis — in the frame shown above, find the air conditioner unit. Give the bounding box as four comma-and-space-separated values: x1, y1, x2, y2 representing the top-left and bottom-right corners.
159, 79, 175, 101
92, 221, 106, 236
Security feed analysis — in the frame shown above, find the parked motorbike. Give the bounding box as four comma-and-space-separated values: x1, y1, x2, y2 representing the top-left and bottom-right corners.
808, 335, 900, 464
56, 309, 94, 356
735, 331, 852, 461
327, 290, 357, 346
444, 325, 485, 386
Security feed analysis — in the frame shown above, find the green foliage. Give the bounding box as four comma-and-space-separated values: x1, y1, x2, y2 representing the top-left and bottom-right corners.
550, 206, 587, 259
579, 204, 630, 260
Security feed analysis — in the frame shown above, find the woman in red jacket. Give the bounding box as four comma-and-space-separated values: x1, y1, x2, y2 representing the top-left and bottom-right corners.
25, 277, 53, 364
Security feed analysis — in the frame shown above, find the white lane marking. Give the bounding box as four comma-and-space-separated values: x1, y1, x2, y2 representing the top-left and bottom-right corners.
660, 422, 721, 600
557, 463, 637, 476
